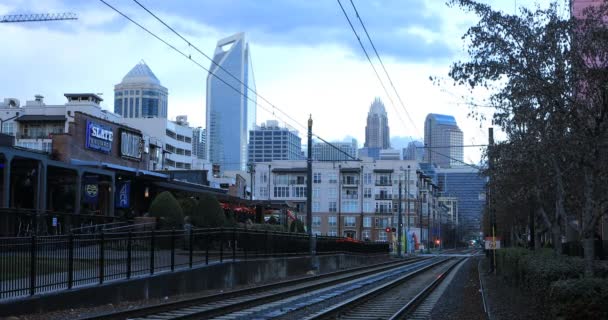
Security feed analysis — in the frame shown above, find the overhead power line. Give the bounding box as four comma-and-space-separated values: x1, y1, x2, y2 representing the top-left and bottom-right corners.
335, 0, 410, 136
347, 0, 419, 134
100, 0, 358, 162
427, 148, 483, 170
0, 12, 77, 23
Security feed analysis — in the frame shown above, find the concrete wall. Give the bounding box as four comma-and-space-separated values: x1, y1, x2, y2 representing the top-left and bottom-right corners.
0, 253, 390, 317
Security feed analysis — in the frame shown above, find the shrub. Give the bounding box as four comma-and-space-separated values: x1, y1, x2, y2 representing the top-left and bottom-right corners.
549, 278, 608, 320
178, 197, 198, 223
289, 219, 306, 233
193, 194, 225, 228
148, 191, 183, 228
249, 223, 286, 232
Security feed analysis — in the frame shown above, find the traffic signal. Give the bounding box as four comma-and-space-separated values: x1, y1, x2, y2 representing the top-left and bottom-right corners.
385, 227, 391, 233
391, 227, 396, 232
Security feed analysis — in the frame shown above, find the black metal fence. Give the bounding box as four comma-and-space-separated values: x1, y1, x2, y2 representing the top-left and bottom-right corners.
0, 228, 389, 300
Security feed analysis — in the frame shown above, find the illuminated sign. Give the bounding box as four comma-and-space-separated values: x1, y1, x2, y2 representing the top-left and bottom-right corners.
86, 120, 113, 153
120, 130, 143, 160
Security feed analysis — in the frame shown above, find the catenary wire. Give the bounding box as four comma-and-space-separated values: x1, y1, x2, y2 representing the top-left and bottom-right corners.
99, 0, 358, 162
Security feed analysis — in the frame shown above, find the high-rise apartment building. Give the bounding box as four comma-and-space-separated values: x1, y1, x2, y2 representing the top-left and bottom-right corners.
206, 33, 256, 171
312, 139, 358, 161
423, 114, 463, 168
192, 127, 206, 160
114, 61, 168, 119
364, 97, 390, 149
248, 120, 302, 163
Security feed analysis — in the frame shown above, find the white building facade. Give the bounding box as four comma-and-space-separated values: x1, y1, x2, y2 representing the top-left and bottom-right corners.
253, 159, 429, 243
0, 94, 121, 153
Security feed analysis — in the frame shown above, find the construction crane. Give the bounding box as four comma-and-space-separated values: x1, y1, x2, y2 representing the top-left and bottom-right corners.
0, 13, 77, 23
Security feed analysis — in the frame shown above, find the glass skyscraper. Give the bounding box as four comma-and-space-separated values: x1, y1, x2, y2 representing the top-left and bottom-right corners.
364, 97, 390, 149
248, 120, 302, 163
114, 61, 168, 119
206, 33, 256, 172
423, 114, 463, 168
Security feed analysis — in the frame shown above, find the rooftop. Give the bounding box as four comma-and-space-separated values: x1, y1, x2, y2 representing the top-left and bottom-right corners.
120, 61, 161, 86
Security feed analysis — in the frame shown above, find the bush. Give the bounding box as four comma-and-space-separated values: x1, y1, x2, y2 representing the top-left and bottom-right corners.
289, 219, 305, 233
148, 191, 183, 228
550, 278, 608, 320
178, 197, 198, 223
193, 194, 225, 228
249, 223, 286, 232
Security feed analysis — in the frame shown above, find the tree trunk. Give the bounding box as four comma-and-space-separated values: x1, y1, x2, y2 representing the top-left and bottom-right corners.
535, 230, 543, 250
582, 238, 595, 277
551, 224, 562, 255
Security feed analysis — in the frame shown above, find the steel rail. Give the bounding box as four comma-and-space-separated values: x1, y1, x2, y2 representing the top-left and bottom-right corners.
79, 257, 427, 320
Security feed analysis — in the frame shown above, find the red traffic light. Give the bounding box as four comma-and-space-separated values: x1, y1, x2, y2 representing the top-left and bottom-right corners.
385, 227, 391, 233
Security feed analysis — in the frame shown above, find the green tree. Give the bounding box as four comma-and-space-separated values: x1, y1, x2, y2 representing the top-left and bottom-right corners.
193, 194, 226, 228
178, 197, 198, 222
149, 191, 183, 228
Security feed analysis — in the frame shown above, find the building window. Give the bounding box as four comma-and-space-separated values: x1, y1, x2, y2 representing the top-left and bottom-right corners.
363, 173, 372, 185
2, 122, 15, 136
344, 216, 356, 227
328, 188, 337, 199
329, 201, 337, 213
313, 216, 321, 226
363, 230, 370, 240
363, 217, 372, 228
261, 172, 268, 183
364, 188, 372, 199
341, 200, 357, 213
313, 187, 320, 199
328, 216, 337, 226
328, 173, 338, 184
313, 172, 322, 183
293, 186, 306, 198
259, 186, 268, 198
328, 230, 337, 237
274, 186, 289, 198
313, 201, 320, 212
378, 232, 387, 242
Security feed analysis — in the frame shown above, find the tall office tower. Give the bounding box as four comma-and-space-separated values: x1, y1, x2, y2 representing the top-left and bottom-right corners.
312, 139, 358, 161
423, 114, 463, 168
248, 120, 302, 163
206, 33, 256, 171
364, 97, 390, 149
192, 127, 206, 160
114, 61, 168, 118
403, 140, 424, 162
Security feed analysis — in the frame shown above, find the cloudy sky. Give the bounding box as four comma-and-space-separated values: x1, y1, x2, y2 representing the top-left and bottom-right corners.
0, 0, 564, 164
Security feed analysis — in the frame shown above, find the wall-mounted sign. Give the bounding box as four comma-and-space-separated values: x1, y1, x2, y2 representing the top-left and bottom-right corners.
120, 130, 143, 160
86, 120, 113, 153
115, 180, 131, 208
83, 175, 99, 204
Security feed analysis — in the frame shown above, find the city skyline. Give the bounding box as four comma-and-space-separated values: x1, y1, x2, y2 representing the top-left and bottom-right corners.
0, 1, 562, 165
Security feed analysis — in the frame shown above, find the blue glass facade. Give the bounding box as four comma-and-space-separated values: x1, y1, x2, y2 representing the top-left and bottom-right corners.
206, 33, 256, 171
437, 169, 486, 241
114, 62, 168, 119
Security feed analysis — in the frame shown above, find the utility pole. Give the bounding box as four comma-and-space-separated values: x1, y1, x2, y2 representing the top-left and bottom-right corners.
489, 127, 496, 273
406, 165, 410, 254
306, 115, 316, 271
248, 162, 254, 201
397, 177, 403, 257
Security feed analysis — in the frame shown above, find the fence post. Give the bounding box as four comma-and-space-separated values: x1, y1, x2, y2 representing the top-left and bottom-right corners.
99, 232, 104, 284
219, 228, 223, 263
265, 231, 269, 256
29, 235, 36, 296
126, 231, 132, 279
232, 227, 236, 262
67, 233, 74, 289
171, 228, 175, 272
205, 231, 209, 265
149, 230, 155, 275
189, 229, 193, 268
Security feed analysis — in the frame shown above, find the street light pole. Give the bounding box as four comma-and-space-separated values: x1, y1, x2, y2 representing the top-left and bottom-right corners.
306, 115, 316, 271
397, 177, 402, 257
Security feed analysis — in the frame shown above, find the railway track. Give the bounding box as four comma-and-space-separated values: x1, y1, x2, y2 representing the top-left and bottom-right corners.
305, 257, 466, 320
79, 257, 427, 320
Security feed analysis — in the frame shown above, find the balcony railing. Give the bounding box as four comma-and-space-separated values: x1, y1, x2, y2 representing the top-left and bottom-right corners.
374, 194, 393, 200
375, 180, 392, 186
375, 209, 393, 214
341, 179, 359, 186
341, 194, 359, 200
